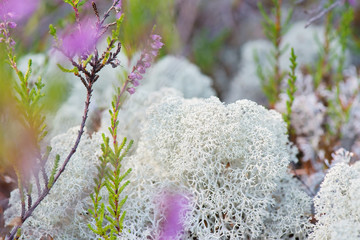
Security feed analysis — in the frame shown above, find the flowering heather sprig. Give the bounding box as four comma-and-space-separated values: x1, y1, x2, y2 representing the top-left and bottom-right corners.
87, 30, 163, 237
126, 34, 164, 94
0, 20, 16, 51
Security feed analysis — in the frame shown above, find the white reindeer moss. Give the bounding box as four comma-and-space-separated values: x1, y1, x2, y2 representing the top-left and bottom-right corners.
310, 151, 360, 240
122, 96, 312, 239
5, 96, 311, 239
145, 56, 215, 98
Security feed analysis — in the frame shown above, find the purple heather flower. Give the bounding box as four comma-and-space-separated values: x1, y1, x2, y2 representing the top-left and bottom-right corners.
143, 53, 152, 62
127, 87, 135, 95
128, 72, 137, 80
135, 72, 143, 80
151, 34, 161, 41
126, 32, 164, 94
159, 193, 189, 240
144, 61, 151, 68
7, 22, 16, 28
137, 65, 146, 74
132, 80, 140, 87
61, 19, 99, 57
347, 0, 356, 6
0, 0, 40, 22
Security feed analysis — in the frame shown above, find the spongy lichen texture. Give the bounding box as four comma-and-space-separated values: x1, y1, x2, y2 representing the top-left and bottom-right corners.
99, 88, 183, 148
310, 151, 360, 240
144, 56, 215, 98
5, 95, 311, 240
120, 96, 312, 239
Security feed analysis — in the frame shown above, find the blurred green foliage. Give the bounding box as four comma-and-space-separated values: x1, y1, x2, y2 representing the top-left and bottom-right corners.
0, 45, 16, 172
192, 29, 229, 75
120, 0, 180, 58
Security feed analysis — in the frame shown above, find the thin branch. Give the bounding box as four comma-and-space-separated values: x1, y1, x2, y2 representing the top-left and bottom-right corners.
290, 162, 315, 197
100, 0, 121, 26
7, 87, 93, 240
305, 0, 342, 28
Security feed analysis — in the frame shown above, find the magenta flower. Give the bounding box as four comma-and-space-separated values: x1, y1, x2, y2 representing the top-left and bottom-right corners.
0, 0, 40, 22
61, 19, 99, 57
158, 193, 190, 240
347, 0, 356, 6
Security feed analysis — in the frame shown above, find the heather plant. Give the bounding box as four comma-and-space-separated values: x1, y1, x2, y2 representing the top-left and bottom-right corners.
254, 0, 358, 196
282, 47, 297, 134
2, 0, 163, 238
255, 0, 293, 107
88, 31, 163, 238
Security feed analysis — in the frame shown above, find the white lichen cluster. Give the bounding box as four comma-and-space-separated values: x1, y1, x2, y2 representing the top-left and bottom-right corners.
5, 95, 312, 239
144, 56, 215, 98
4, 127, 102, 239
119, 96, 312, 239
310, 149, 360, 240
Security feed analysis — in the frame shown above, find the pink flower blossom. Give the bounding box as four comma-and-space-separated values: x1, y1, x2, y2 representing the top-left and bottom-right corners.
347, 0, 356, 6
61, 19, 99, 57
158, 193, 190, 240
0, 0, 40, 22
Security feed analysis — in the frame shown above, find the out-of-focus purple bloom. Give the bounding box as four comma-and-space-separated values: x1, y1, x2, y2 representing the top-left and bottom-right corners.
0, 0, 40, 22
347, 0, 356, 6
158, 193, 190, 240
115, 0, 123, 19
61, 19, 99, 57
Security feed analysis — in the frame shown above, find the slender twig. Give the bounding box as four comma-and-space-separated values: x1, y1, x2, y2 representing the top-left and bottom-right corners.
7, 86, 93, 240
290, 162, 315, 197
100, 0, 121, 26
305, 0, 341, 27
